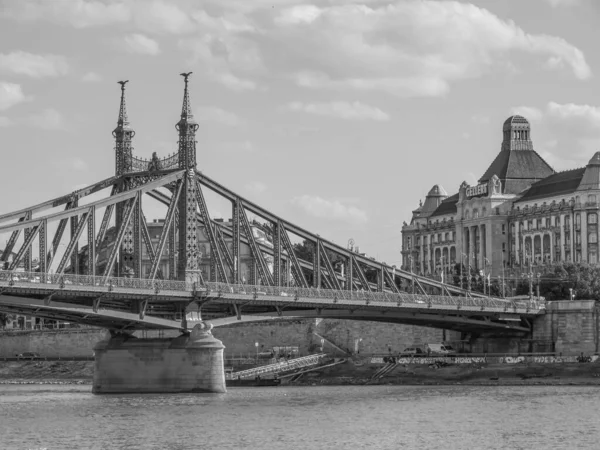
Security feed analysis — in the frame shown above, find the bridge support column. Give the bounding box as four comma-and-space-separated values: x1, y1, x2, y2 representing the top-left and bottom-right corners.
92, 323, 226, 394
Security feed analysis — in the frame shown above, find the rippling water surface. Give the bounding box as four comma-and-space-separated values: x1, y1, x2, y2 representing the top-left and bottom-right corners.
1, 384, 599, 450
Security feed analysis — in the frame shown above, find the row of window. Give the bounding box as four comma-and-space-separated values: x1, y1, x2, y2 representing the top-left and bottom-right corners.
512, 213, 598, 233
516, 194, 598, 212
407, 232, 455, 248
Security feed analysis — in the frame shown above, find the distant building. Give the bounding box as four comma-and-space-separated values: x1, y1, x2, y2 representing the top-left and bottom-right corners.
402, 115, 600, 279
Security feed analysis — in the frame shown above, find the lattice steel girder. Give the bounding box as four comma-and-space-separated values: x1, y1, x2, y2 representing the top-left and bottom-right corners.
133, 191, 143, 278
279, 224, 309, 289
313, 240, 321, 288
273, 222, 282, 286
383, 267, 400, 294
87, 206, 96, 276
237, 203, 274, 286
377, 265, 384, 292
47, 202, 75, 270
38, 219, 48, 280
176, 171, 200, 282
140, 211, 156, 264
351, 256, 372, 291
196, 171, 487, 298
0, 171, 185, 235
0, 175, 119, 225
103, 197, 137, 280
8, 224, 40, 271
149, 180, 182, 280
1, 212, 30, 266
193, 179, 229, 283
318, 240, 342, 291
345, 257, 353, 291
214, 224, 234, 273
231, 199, 241, 284
169, 214, 177, 280
70, 198, 80, 275
95, 203, 114, 266
56, 209, 90, 275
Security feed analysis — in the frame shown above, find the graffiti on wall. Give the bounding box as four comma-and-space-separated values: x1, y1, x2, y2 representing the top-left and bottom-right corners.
369, 355, 600, 365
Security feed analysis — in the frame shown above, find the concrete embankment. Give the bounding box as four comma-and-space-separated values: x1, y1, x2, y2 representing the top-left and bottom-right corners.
288, 359, 600, 386
3, 358, 600, 387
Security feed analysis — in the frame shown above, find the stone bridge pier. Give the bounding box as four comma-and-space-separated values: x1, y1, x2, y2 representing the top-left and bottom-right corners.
466, 300, 599, 354
532, 300, 600, 355
92, 323, 226, 394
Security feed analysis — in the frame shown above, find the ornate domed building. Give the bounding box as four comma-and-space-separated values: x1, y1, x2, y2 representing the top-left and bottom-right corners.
402, 115, 600, 284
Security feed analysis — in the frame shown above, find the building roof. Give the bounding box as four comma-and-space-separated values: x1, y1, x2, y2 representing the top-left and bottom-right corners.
427, 184, 448, 197
577, 151, 600, 192
430, 193, 459, 217
515, 167, 585, 203
503, 115, 529, 130
479, 149, 554, 192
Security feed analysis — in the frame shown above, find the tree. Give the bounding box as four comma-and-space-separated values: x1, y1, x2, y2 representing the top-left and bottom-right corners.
0, 313, 13, 328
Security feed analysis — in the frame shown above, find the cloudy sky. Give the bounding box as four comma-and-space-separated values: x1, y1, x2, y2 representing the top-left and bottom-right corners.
0, 0, 599, 266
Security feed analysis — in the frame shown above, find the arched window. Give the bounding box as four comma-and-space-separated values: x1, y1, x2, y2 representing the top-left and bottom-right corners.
464, 210, 470, 220
473, 208, 479, 218
589, 194, 597, 204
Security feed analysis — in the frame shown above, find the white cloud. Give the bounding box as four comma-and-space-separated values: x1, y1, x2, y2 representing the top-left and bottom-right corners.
28, 108, 67, 131
124, 33, 160, 55
285, 101, 389, 121
0, 0, 130, 28
215, 72, 257, 91
543, 0, 580, 6
291, 195, 368, 224
509, 106, 544, 122
195, 106, 244, 126
0, 116, 13, 127
133, 0, 195, 34
546, 102, 600, 132
244, 181, 267, 196
82, 71, 102, 82
271, 1, 591, 97
0, 51, 68, 78
0, 82, 27, 111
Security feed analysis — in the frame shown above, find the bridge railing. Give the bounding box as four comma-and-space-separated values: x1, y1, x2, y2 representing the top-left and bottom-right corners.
203, 281, 540, 312
228, 353, 327, 380
0, 270, 541, 312
0, 270, 188, 293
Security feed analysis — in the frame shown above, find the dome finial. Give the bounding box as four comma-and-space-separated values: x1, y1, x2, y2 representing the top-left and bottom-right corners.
501, 115, 533, 151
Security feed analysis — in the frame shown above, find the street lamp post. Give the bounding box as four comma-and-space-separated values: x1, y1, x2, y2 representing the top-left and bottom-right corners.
255, 341, 259, 361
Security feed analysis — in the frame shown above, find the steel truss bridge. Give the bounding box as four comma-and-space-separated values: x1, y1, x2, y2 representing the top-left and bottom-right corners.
0, 75, 543, 336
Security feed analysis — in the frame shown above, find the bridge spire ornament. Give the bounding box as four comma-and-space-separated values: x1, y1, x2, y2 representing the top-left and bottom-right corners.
113, 80, 135, 176
176, 72, 201, 283
176, 72, 199, 169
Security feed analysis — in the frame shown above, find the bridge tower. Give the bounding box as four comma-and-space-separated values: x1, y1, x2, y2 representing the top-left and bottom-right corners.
113, 81, 136, 277
176, 73, 201, 283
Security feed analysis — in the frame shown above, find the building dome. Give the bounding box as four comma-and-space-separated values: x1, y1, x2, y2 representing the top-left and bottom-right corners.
503, 115, 530, 131
501, 115, 533, 151
427, 184, 448, 197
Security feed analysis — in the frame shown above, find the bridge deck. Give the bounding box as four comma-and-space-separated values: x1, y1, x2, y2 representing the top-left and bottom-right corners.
0, 271, 544, 332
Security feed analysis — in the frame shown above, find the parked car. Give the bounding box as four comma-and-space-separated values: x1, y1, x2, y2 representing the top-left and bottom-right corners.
425, 343, 456, 356
16, 352, 40, 360
399, 347, 426, 357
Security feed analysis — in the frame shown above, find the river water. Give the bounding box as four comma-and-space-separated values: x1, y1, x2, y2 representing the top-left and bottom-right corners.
1, 384, 599, 450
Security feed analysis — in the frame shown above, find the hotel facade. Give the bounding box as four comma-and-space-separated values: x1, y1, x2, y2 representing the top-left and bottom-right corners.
401, 115, 600, 279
